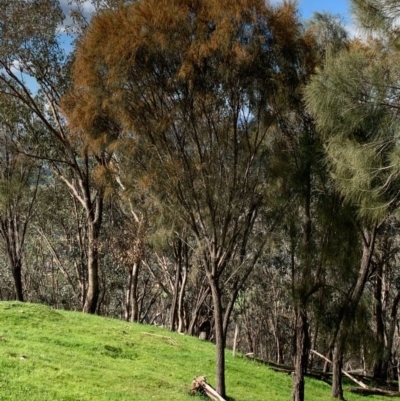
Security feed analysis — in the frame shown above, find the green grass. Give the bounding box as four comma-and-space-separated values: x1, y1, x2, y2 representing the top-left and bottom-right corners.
0, 302, 389, 400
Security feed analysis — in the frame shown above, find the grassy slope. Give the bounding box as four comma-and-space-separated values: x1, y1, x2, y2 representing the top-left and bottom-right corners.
0, 302, 388, 401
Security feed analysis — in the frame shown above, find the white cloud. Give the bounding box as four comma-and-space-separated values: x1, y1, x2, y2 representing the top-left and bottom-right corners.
58, 0, 95, 33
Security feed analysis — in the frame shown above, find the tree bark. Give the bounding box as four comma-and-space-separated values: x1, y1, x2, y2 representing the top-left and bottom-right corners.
3, 217, 25, 302
177, 265, 187, 333
187, 285, 210, 335
292, 306, 309, 401
373, 261, 385, 379
130, 261, 140, 322
12, 259, 23, 301
209, 276, 226, 398
124, 265, 134, 321
170, 256, 181, 331
331, 226, 377, 398
332, 340, 344, 400
83, 205, 102, 313
382, 291, 400, 377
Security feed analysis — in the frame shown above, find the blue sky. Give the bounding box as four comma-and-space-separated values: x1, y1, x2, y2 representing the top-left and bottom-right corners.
298, 0, 352, 22
22, 0, 355, 94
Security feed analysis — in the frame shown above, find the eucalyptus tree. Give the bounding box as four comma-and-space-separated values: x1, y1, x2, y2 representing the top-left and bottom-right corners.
64, 0, 316, 395
32, 179, 94, 309
0, 98, 42, 301
0, 0, 122, 313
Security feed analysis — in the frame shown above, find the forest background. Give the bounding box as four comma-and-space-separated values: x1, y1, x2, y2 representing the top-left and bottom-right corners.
0, 1, 399, 401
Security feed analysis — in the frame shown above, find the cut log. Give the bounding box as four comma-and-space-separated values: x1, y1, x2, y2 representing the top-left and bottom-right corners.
349, 387, 400, 397
310, 349, 368, 389
190, 376, 227, 401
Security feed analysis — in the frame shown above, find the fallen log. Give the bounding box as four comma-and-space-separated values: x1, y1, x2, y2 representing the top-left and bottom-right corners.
190, 376, 227, 401
141, 332, 177, 346
310, 349, 369, 389
245, 356, 332, 382
349, 387, 400, 397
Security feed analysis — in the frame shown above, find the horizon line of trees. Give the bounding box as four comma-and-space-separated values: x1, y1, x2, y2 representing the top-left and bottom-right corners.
1, 0, 400, 400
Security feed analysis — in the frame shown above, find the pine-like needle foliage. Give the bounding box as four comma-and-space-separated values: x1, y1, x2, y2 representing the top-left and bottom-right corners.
64, 1, 315, 395
351, 0, 400, 31
65, 0, 314, 248
305, 41, 400, 221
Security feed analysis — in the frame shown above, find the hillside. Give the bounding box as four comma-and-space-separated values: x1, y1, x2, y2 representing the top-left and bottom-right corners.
0, 302, 389, 401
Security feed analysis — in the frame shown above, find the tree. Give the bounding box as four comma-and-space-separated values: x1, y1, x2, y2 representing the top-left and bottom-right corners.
304, 12, 400, 397
0, 0, 118, 313
0, 98, 41, 301
65, 0, 315, 396
351, 0, 400, 32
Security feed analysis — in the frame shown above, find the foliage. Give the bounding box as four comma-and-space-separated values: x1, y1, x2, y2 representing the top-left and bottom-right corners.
305, 40, 400, 221
1, 1, 400, 400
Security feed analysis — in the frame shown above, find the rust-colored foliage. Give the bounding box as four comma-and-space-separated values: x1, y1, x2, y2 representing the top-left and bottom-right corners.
64, 0, 315, 139
62, 0, 316, 396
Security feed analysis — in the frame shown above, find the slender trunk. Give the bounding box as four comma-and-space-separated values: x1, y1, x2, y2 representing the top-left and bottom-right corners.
170, 260, 181, 331
83, 219, 100, 313
232, 323, 239, 357
177, 265, 187, 333
131, 261, 140, 322
309, 322, 319, 370
12, 259, 23, 301
398, 362, 400, 393
209, 276, 226, 398
373, 262, 385, 379
331, 340, 344, 400
223, 284, 240, 340
245, 321, 254, 354
382, 292, 400, 376
188, 285, 209, 335
331, 226, 376, 398
323, 347, 333, 373
2, 218, 24, 301
292, 164, 311, 401
124, 266, 133, 321
292, 306, 309, 401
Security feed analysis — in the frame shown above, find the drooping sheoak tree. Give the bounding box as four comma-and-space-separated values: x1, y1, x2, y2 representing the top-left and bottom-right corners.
66, 0, 314, 396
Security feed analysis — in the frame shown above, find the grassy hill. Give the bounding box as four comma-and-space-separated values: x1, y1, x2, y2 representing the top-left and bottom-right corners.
0, 302, 389, 401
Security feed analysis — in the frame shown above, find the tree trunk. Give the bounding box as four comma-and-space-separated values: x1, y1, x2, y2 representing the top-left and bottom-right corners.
188, 285, 210, 335
309, 322, 319, 370
124, 265, 134, 321
209, 276, 226, 398
332, 341, 344, 400
130, 261, 140, 322
382, 292, 400, 377
292, 306, 309, 401
323, 347, 333, 373
373, 262, 385, 379
292, 164, 312, 401
331, 226, 376, 398
170, 259, 181, 331
177, 265, 188, 333
2, 215, 25, 302
83, 219, 100, 314
12, 259, 23, 302
232, 323, 239, 357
